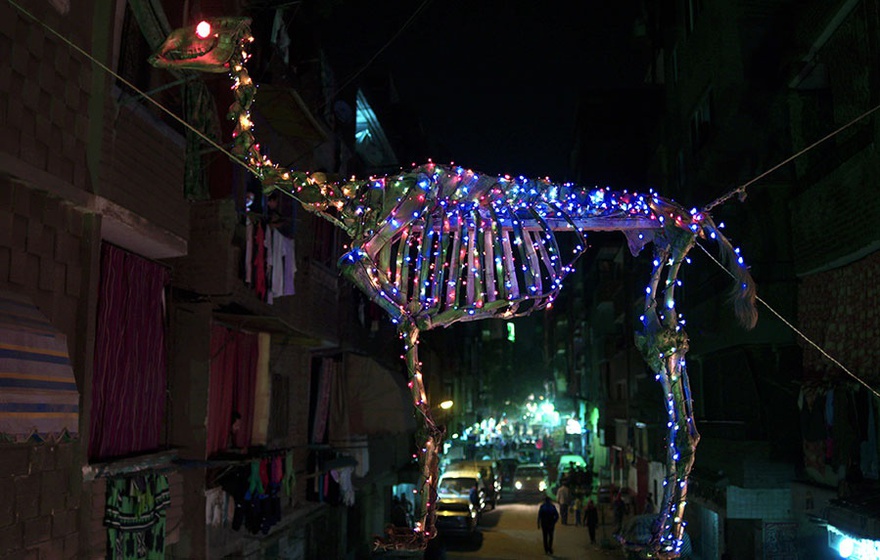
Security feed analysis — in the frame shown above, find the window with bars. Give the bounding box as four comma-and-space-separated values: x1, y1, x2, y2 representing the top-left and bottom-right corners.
686, 0, 703, 36
115, 4, 184, 133
690, 89, 714, 154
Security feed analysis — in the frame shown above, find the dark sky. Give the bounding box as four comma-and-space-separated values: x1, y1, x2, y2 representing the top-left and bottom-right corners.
329, 1, 646, 181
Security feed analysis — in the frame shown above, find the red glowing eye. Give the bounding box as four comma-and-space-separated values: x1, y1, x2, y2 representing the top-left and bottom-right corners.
196, 21, 212, 39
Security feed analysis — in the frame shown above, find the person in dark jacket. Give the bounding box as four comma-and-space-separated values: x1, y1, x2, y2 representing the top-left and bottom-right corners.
585, 499, 599, 545
537, 496, 560, 555
613, 492, 628, 533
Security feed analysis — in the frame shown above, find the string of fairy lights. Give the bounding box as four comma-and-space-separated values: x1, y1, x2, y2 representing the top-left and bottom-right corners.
214, 19, 757, 555
9, 3, 879, 556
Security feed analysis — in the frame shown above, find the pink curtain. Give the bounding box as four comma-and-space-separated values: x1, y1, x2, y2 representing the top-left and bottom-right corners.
206, 325, 258, 456
89, 244, 169, 460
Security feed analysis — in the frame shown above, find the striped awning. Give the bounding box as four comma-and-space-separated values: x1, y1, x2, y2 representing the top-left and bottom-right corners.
0, 291, 79, 442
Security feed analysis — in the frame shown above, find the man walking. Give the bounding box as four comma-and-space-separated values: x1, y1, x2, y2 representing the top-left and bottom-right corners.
537, 496, 560, 555
612, 492, 627, 533
556, 481, 571, 525
585, 498, 599, 545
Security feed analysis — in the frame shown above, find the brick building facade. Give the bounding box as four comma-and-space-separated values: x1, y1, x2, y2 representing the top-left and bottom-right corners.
570, 0, 880, 558
0, 1, 421, 558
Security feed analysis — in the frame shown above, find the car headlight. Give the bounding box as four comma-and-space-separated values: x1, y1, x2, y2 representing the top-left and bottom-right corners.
539, 480, 547, 491
515, 481, 523, 490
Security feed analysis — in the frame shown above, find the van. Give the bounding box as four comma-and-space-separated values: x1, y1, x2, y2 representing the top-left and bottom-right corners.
446, 459, 501, 508
438, 469, 489, 514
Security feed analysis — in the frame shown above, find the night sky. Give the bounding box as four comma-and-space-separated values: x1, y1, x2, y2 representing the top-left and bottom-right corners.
328, 1, 647, 181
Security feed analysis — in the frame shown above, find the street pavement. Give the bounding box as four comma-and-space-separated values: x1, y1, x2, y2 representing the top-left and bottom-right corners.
439, 501, 628, 560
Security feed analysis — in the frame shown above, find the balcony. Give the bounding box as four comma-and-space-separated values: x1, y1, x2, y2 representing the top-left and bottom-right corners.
168, 199, 340, 347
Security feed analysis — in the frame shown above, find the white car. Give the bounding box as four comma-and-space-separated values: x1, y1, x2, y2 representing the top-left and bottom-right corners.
511, 463, 549, 501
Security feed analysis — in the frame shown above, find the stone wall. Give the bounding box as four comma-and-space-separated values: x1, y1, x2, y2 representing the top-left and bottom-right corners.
0, 174, 97, 559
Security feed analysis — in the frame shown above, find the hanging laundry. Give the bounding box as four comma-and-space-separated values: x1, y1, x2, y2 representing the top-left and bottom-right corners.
332, 466, 355, 506
264, 222, 274, 303
254, 223, 267, 300
281, 235, 296, 296
221, 459, 284, 536
268, 228, 282, 302
244, 216, 254, 284
205, 487, 224, 527
282, 450, 296, 502
104, 473, 171, 560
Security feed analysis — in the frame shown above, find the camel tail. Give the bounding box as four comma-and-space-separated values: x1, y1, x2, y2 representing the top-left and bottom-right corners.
703, 219, 758, 330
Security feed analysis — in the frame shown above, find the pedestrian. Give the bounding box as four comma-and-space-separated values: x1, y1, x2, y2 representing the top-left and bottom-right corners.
573, 494, 583, 526
537, 496, 560, 555
585, 498, 599, 545
390, 496, 409, 528
612, 491, 627, 533
556, 481, 571, 525
644, 492, 655, 514
469, 483, 480, 512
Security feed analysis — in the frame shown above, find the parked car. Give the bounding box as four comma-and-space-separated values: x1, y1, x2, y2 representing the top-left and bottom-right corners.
435, 496, 478, 536
496, 458, 519, 491
511, 463, 548, 501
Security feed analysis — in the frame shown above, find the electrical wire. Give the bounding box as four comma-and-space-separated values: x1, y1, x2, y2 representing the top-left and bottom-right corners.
6, 0, 258, 180
703, 100, 880, 212
11, 0, 871, 394
695, 242, 880, 398
322, 0, 433, 112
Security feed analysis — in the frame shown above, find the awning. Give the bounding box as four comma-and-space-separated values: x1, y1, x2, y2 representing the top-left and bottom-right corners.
0, 291, 79, 442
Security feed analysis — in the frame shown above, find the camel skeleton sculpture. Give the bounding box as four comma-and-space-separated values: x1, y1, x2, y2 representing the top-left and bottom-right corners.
152, 17, 757, 558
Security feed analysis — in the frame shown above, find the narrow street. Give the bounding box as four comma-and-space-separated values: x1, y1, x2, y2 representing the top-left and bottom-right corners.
439, 501, 627, 560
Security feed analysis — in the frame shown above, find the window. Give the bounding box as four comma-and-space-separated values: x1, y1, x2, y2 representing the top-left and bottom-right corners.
89, 244, 170, 460
116, 4, 152, 95
312, 216, 340, 267
690, 89, 713, 153
269, 374, 290, 442
115, 4, 183, 131
615, 379, 627, 402
601, 364, 610, 399
672, 46, 679, 84
686, 0, 703, 35
308, 356, 339, 444
206, 325, 261, 456
676, 149, 686, 188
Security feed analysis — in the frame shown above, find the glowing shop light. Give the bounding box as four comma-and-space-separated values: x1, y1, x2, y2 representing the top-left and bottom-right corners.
828, 525, 880, 560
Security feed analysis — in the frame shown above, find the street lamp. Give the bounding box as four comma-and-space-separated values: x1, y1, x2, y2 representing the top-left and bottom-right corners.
438, 400, 454, 410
